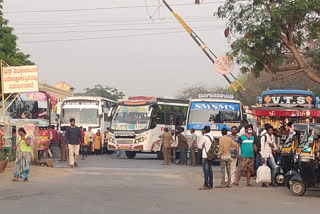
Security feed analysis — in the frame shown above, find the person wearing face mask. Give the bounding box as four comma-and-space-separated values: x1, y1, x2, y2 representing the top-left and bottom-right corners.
260, 125, 277, 187
235, 124, 257, 187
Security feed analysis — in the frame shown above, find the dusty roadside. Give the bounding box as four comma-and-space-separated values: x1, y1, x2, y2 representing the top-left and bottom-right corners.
0, 162, 73, 188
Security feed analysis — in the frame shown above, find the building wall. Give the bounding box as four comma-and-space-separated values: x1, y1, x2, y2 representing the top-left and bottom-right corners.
39, 83, 73, 102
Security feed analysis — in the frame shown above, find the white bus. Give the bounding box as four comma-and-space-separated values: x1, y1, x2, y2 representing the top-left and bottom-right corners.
57, 96, 117, 134
186, 93, 244, 139
108, 96, 189, 159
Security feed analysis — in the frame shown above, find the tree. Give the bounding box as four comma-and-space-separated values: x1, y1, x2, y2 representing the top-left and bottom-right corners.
216, 0, 320, 83
78, 85, 125, 101
176, 84, 229, 100
239, 72, 320, 105
0, 0, 33, 65
177, 73, 320, 105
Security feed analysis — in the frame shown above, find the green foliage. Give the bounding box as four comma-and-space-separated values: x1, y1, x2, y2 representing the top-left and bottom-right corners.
176, 85, 228, 100
0, 0, 33, 65
216, 0, 320, 79
236, 72, 320, 105
82, 85, 125, 101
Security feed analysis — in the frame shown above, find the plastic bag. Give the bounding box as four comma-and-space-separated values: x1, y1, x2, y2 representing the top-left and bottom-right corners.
256, 164, 271, 184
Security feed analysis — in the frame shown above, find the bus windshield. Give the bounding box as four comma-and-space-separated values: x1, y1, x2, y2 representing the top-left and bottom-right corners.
187, 102, 241, 130
61, 108, 99, 126
1, 92, 50, 127
111, 105, 150, 131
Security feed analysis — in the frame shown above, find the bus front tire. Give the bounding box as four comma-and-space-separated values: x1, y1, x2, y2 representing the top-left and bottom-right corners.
125, 151, 136, 159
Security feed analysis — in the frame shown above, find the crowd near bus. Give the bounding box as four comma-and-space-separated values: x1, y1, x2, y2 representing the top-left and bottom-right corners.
3, 91, 320, 196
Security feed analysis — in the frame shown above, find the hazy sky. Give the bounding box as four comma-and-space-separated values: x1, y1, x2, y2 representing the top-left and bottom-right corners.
3, 0, 234, 98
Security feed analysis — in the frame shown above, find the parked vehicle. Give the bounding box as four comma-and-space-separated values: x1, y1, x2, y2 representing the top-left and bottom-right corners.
108, 96, 189, 159
286, 124, 320, 196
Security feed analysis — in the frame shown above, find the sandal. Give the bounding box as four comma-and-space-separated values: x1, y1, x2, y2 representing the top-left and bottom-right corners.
12, 177, 19, 182
23, 179, 28, 182
198, 186, 208, 190
246, 184, 253, 187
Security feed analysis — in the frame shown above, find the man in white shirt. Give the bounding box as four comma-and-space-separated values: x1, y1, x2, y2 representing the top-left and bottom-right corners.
198, 126, 213, 190
196, 130, 205, 165
260, 125, 277, 187
87, 126, 94, 155
188, 129, 197, 167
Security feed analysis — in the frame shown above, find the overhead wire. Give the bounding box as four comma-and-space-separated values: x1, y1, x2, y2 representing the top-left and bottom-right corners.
145, 0, 161, 21
19, 27, 224, 43
13, 19, 222, 30
17, 25, 224, 35
4, 1, 225, 14
10, 17, 220, 26
9, 15, 218, 25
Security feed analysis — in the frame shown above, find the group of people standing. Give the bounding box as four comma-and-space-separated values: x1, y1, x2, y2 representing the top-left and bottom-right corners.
159, 119, 281, 190
160, 127, 202, 166
200, 121, 279, 190
79, 126, 107, 159
10, 118, 110, 182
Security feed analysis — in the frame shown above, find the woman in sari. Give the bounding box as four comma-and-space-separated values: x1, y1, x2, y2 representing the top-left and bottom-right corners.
94, 130, 102, 155
12, 128, 32, 182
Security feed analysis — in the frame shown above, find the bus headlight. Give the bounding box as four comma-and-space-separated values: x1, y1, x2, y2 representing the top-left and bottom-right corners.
135, 137, 145, 144
109, 137, 115, 143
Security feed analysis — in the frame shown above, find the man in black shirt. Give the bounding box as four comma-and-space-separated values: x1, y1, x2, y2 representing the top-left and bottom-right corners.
64, 118, 82, 168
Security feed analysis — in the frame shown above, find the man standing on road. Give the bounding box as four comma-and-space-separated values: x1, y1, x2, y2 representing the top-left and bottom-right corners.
82, 128, 89, 160
198, 126, 213, 190
160, 128, 174, 165
188, 129, 197, 167
235, 124, 257, 187
196, 129, 205, 165
49, 125, 60, 159
87, 126, 94, 155
64, 118, 82, 168
260, 125, 277, 187
170, 130, 177, 163
217, 128, 239, 188
177, 127, 188, 165
225, 126, 239, 185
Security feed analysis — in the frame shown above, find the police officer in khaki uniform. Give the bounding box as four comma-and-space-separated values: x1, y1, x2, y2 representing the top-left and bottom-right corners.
160, 128, 174, 165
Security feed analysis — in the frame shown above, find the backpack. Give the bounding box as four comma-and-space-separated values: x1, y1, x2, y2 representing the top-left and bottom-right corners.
204, 135, 219, 161
255, 134, 267, 153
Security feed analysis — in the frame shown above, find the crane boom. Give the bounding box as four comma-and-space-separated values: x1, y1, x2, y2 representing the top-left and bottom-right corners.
161, 0, 248, 105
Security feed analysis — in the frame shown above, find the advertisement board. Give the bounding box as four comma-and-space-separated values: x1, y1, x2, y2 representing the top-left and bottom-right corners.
3, 65, 39, 93
190, 102, 240, 111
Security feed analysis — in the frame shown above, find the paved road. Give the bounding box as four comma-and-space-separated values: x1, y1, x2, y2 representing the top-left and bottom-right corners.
1, 154, 320, 214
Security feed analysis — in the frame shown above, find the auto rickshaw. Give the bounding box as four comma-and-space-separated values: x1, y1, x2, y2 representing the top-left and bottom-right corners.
286, 124, 320, 196
278, 124, 307, 186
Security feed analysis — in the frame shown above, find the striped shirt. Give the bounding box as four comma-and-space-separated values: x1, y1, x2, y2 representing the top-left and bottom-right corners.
237, 134, 255, 158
